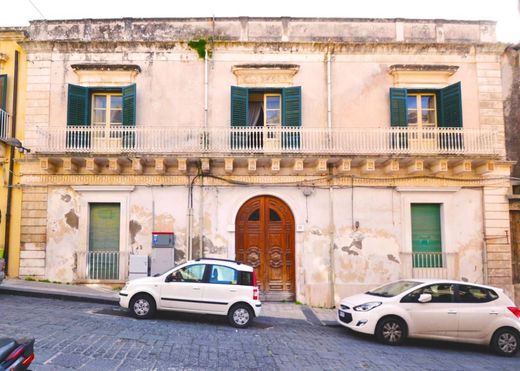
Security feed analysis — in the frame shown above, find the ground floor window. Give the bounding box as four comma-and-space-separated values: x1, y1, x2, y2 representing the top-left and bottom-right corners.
88, 203, 121, 280
411, 203, 442, 268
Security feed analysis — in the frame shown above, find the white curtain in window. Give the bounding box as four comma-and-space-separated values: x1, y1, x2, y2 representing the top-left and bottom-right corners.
247, 102, 263, 126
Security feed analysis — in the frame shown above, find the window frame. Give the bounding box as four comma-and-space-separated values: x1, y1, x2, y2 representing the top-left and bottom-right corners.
406, 92, 437, 129
169, 263, 208, 283
208, 264, 239, 285
264, 93, 282, 128
91, 92, 123, 129
400, 283, 456, 303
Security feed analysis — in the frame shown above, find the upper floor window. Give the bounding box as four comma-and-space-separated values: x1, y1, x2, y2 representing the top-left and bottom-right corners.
390, 82, 462, 128
67, 84, 136, 127
92, 93, 123, 128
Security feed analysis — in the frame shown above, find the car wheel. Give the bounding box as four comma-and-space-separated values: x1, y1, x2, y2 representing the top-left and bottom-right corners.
375, 317, 407, 345
228, 304, 253, 328
491, 328, 519, 357
129, 293, 156, 319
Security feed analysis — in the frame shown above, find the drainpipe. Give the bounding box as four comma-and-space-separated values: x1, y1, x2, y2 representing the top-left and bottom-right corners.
199, 172, 204, 258
4, 50, 19, 274
187, 176, 193, 261
328, 166, 336, 308
327, 50, 332, 130
204, 49, 208, 128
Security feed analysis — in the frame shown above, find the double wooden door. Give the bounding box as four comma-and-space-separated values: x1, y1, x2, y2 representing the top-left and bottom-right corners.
235, 196, 295, 301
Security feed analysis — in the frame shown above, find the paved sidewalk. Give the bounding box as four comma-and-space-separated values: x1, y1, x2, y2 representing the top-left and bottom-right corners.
0, 278, 337, 325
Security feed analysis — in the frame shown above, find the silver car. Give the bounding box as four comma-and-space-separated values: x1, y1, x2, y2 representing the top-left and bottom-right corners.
0, 258, 5, 284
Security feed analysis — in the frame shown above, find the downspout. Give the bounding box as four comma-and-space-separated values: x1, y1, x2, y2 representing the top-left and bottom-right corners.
199, 173, 204, 258
204, 49, 208, 128
328, 166, 336, 308
187, 176, 193, 260
327, 50, 332, 130
481, 188, 488, 285
4, 50, 19, 273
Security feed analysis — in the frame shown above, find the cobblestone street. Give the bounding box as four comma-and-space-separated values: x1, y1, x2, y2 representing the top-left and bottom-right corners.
0, 295, 518, 370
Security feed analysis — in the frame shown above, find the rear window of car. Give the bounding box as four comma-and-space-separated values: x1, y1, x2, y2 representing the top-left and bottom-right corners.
238, 271, 253, 286
458, 284, 499, 303
367, 280, 422, 297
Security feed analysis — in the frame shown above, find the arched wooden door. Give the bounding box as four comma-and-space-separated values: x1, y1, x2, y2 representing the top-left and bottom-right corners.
235, 195, 295, 301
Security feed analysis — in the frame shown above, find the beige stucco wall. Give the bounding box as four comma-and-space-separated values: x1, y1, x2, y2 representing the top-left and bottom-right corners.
44, 184, 484, 306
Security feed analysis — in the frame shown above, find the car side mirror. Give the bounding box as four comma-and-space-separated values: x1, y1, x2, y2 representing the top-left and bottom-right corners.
418, 293, 432, 303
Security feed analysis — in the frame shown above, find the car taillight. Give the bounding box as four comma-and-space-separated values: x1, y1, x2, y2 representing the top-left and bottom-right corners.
508, 306, 520, 319
252, 270, 257, 286
22, 353, 35, 367
253, 287, 258, 301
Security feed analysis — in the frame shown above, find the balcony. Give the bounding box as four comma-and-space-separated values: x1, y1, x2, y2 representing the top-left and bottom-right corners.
34, 126, 499, 157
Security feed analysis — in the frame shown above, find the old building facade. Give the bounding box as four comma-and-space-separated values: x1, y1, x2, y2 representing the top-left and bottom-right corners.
14, 17, 513, 306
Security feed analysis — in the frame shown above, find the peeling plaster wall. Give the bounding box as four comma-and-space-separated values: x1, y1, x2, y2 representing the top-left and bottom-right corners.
46, 187, 80, 282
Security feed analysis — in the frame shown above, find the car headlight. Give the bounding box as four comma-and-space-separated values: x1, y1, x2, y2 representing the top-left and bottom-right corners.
353, 302, 382, 312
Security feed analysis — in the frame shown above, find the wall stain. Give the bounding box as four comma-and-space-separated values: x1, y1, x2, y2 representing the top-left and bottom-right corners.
387, 254, 399, 263
129, 220, 142, 244
65, 209, 79, 229
61, 194, 71, 202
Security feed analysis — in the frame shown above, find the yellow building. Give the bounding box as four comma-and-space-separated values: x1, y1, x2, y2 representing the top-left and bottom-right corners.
0, 29, 27, 278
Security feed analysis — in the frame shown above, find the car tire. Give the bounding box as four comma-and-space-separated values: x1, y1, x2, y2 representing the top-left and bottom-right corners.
375, 316, 407, 345
129, 293, 156, 319
491, 328, 519, 357
228, 303, 253, 328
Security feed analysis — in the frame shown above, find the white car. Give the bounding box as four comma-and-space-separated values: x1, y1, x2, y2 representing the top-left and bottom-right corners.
337, 279, 520, 356
119, 258, 261, 328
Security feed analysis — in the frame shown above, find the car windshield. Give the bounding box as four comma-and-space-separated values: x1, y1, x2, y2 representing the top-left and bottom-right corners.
366, 280, 422, 297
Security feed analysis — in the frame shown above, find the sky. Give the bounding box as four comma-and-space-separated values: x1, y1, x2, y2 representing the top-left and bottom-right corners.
1, 0, 519, 42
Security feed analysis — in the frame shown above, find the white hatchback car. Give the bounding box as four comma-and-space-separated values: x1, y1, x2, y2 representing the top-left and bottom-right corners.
119, 258, 261, 328
337, 279, 520, 356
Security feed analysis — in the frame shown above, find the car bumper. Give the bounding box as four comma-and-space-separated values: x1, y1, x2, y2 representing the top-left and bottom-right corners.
119, 291, 130, 308
337, 308, 377, 335
253, 302, 262, 317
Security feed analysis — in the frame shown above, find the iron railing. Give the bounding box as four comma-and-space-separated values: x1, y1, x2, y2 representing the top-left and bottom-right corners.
87, 251, 119, 280
34, 126, 499, 156
0, 109, 10, 139
400, 251, 458, 280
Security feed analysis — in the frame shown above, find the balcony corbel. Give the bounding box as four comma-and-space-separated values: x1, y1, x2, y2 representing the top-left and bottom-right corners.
337, 159, 351, 173
177, 158, 187, 173
475, 160, 495, 175
384, 159, 400, 174
293, 159, 304, 172
430, 159, 448, 174
361, 159, 376, 174
154, 158, 165, 174
453, 160, 472, 175
40, 158, 61, 173
109, 158, 122, 174
248, 158, 257, 173
224, 158, 234, 173
132, 158, 144, 174
407, 159, 424, 174
316, 159, 328, 173
271, 158, 280, 173
86, 158, 101, 174
201, 158, 210, 174
63, 158, 78, 173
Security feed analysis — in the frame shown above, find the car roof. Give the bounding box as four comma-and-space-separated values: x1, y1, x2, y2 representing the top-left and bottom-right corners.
399, 278, 503, 292
189, 258, 253, 271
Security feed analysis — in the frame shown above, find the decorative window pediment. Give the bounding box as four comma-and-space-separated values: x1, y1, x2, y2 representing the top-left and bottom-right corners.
232, 64, 299, 87
71, 64, 141, 86
389, 64, 459, 88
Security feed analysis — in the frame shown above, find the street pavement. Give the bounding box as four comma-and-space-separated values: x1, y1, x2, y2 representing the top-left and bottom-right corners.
0, 281, 519, 370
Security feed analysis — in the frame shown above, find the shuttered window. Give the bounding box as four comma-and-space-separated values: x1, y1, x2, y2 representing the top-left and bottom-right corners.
0, 74, 7, 111
411, 203, 442, 268
389, 82, 462, 128
67, 83, 136, 127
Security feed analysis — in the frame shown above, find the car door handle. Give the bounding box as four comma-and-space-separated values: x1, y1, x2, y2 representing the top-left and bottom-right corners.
229, 289, 237, 292
489, 311, 499, 315
447, 310, 457, 314
193, 287, 201, 290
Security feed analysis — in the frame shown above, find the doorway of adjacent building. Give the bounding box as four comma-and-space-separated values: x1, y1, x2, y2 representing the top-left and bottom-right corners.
235, 195, 295, 301
88, 203, 120, 280
510, 211, 520, 284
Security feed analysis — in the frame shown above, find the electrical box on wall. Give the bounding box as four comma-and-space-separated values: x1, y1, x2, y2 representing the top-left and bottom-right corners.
150, 232, 175, 276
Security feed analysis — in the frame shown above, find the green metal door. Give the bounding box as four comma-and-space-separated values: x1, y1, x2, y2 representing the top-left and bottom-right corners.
411, 203, 442, 268
88, 203, 120, 279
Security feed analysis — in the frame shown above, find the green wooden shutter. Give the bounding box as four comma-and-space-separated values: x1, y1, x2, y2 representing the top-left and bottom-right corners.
389, 88, 408, 127
122, 83, 136, 126
67, 84, 90, 126
0, 74, 7, 111
282, 86, 301, 127
230, 86, 248, 127
411, 204, 442, 268
438, 82, 462, 128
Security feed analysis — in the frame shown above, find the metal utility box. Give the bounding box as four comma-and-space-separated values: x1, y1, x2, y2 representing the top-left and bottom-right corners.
150, 232, 175, 276
128, 255, 149, 280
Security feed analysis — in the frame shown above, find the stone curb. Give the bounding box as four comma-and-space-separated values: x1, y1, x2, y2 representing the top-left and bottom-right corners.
0, 286, 119, 305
